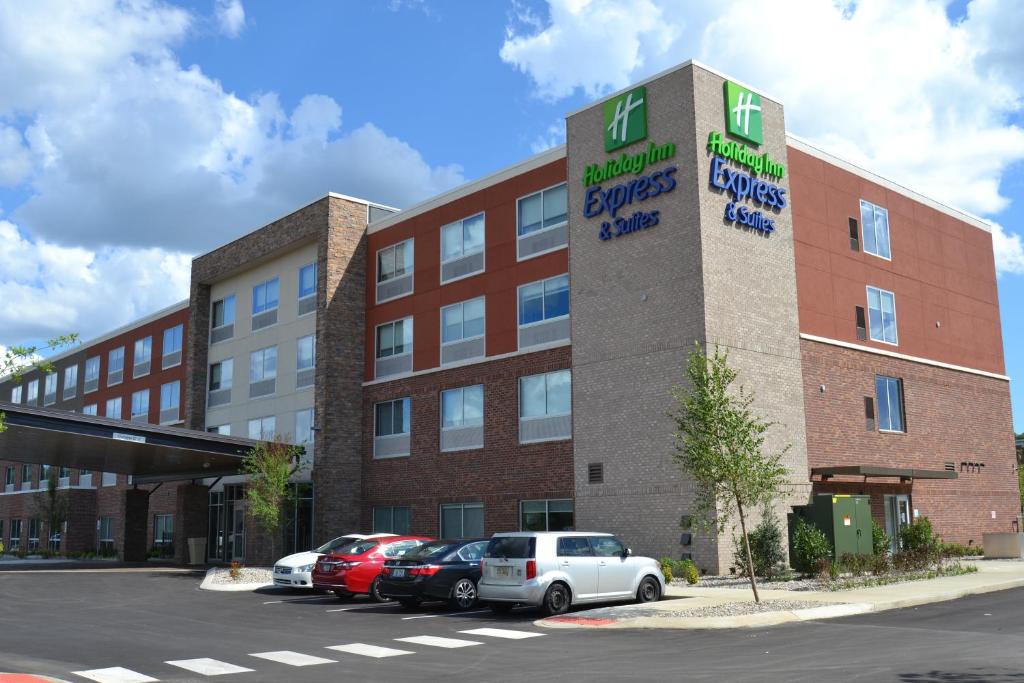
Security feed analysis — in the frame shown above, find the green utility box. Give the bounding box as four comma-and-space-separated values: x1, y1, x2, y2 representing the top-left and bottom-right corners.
788, 494, 874, 563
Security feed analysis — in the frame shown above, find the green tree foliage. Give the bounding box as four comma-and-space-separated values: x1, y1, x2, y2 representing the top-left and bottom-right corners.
871, 520, 891, 556
242, 439, 300, 561
35, 467, 69, 552
1, 334, 79, 432
670, 343, 790, 602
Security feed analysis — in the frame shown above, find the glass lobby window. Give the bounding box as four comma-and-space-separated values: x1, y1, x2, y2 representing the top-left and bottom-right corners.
441, 385, 484, 429
298, 263, 316, 300
252, 277, 280, 314
250, 347, 278, 382
860, 199, 891, 260
375, 398, 410, 437
377, 240, 413, 282
441, 213, 485, 263
876, 375, 905, 433
376, 319, 412, 358
210, 359, 233, 390
519, 275, 570, 326
212, 295, 236, 328
520, 369, 572, 418
867, 286, 898, 345
518, 183, 568, 236
441, 298, 485, 344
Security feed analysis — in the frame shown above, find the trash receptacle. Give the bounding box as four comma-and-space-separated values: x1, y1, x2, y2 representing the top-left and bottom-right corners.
187, 537, 207, 565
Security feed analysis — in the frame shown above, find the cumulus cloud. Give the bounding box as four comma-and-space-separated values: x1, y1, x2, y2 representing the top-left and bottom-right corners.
992, 222, 1024, 275
530, 119, 566, 154
215, 0, 245, 37
501, 0, 1024, 273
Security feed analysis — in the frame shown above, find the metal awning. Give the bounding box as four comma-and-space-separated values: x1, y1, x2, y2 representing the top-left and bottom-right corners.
811, 465, 957, 482
0, 402, 299, 484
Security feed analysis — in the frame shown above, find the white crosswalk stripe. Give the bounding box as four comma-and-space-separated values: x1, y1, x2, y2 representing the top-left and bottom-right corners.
459, 627, 546, 640
326, 643, 415, 658
249, 650, 337, 666
165, 658, 254, 676
395, 635, 483, 649
72, 667, 159, 683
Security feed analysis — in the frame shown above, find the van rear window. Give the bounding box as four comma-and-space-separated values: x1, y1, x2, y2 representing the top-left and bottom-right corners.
485, 537, 535, 559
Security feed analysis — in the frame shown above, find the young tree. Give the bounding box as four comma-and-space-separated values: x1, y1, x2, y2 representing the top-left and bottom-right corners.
670, 343, 790, 602
0, 335, 79, 433
242, 439, 300, 562
35, 466, 69, 554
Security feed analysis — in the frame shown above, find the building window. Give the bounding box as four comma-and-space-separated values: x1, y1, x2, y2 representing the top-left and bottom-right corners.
210, 359, 233, 391
105, 396, 123, 420
248, 416, 276, 441
21, 464, 31, 485
375, 398, 410, 438
299, 263, 317, 300
867, 286, 898, 345
440, 213, 485, 283
101, 472, 116, 487
153, 514, 173, 556
84, 356, 100, 392
207, 424, 231, 436
860, 199, 891, 260
250, 346, 278, 382
212, 295, 236, 329
518, 183, 568, 237
441, 298, 485, 345
519, 369, 572, 443
440, 503, 484, 539
160, 381, 180, 424
519, 274, 570, 326
27, 518, 41, 551
441, 385, 483, 430
876, 375, 905, 433
4, 466, 14, 488
162, 324, 183, 368
297, 335, 315, 370
43, 372, 57, 405
108, 347, 125, 384
373, 506, 411, 535
8, 519, 22, 551
295, 408, 314, 446
131, 389, 149, 421
26, 379, 38, 404
63, 364, 78, 399
98, 516, 115, 555
252, 277, 280, 315
133, 336, 152, 378
10, 385, 21, 403
82, 404, 98, 416
377, 240, 413, 283
521, 499, 574, 531
376, 318, 412, 359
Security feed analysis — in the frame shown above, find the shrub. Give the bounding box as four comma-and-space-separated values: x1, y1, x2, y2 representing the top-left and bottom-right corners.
679, 559, 700, 584
229, 560, 242, 581
791, 519, 832, 575
869, 553, 892, 576
659, 557, 674, 583
733, 514, 786, 579
840, 553, 872, 577
900, 517, 937, 553
871, 520, 891, 557
659, 557, 699, 584
938, 542, 984, 559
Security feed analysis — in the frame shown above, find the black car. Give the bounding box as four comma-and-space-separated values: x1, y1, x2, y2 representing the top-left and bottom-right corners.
378, 538, 488, 610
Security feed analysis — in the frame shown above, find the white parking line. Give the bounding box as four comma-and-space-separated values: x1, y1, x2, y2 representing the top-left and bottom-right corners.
249, 651, 337, 666
72, 667, 159, 683
325, 643, 415, 658
459, 627, 546, 640
326, 603, 401, 612
395, 635, 483, 649
165, 658, 254, 676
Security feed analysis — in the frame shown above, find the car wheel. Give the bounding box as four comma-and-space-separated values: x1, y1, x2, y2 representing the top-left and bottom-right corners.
448, 578, 478, 611
636, 576, 661, 604
398, 598, 420, 610
542, 583, 570, 616
369, 576, 391, 603
488, 602, 514, 614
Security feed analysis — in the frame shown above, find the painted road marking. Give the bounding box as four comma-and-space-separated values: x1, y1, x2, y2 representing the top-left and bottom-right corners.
326, 603, 400, 612
401, 609, 491, 620
325, 644, 414, 658
459, 628, 545, 640
395, 635, 482, 649
248, 651, 336, 667
71, 667, 159, 683
164, 659, 254, 676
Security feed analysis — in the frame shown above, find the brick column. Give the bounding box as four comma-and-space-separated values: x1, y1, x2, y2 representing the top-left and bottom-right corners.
174, 483, 209, 565
122, 488, 149, 562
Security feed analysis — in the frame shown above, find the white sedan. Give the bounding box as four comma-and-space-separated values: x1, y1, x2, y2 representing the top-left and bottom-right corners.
272, 533, 397, 589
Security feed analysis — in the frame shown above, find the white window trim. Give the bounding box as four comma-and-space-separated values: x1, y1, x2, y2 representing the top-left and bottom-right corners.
440, 212, 486, 284
516, 275, 570, 330
516, 182, 569, 263
860, 199, 892, 262
439, 297, 486, 348
375, 317, 413, 361
375, 238, 415, 304
866, 285, 899, 346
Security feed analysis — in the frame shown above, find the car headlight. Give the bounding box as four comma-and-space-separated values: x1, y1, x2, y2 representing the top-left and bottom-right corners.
298, 564, 315, 573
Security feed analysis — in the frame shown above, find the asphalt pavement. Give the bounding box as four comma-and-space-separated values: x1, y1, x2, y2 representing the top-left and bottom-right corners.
1, 569, 1023, 682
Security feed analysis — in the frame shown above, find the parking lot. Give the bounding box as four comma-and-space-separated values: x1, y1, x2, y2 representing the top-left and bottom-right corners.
4, 569, 1024, 682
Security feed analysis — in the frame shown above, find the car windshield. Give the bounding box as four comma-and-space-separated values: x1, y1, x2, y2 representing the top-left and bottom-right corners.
314, 536, 356, 554
484, 536, 535, 559
330, 540, 379, 556
404, 541, 459, 560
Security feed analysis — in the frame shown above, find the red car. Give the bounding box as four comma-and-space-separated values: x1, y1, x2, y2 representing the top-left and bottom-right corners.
312, 535, 432, 601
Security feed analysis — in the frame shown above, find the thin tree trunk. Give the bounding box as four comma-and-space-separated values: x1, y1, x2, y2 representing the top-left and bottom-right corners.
737, 501, 760, 603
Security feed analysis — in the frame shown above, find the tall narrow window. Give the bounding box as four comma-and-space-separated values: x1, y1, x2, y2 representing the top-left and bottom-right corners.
875, 376, 905, 433
26, 379, 38, 404
159, 381, 181, 424
43, 373, 57, 405
867, 287, 898, 344
11, 384, 22, 403
63, 365, 78, 400
209, 359, 233, 391
376, 239, 414, 302
298, 263, 317, 300
108, 347, 125, 385
211, 295, 236, 343
374, 397, 411, 459
162, 324, 183, 368
860, 200, 891, 260
84, 356, 100, 393
130, 389, 149, 421
133, 336, 152, 378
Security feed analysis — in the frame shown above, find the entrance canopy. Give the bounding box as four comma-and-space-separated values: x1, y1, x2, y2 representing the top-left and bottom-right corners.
812, 465, 957, 482
0, 402, 290, 484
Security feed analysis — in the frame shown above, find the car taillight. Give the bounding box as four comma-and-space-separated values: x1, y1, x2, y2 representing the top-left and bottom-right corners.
526, 560, 537, 580
480, 559, 485, 572
408, 564, 441, 577
381, 566, 392, 575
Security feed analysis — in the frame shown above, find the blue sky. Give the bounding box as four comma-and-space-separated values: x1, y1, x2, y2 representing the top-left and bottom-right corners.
1, 0, 1022, 431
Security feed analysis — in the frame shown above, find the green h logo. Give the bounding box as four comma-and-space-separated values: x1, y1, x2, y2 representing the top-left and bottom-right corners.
603, 86, 647, 152
724, 81, 763, 145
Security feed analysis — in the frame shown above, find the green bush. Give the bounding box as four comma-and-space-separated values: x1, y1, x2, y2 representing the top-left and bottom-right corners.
659, 557, 674, 583
938, 541, 984, 558
791, 519, 832, 575
839, 553, 873, 577
900, 517, 937, 553
733, 515, 786, 578
869, 553, 892, 576
678, 559, 700, 584
871, 520, 891, 556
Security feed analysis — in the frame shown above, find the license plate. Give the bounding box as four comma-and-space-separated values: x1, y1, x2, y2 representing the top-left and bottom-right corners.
392, 568, 405, 578
495, 565, 511, 577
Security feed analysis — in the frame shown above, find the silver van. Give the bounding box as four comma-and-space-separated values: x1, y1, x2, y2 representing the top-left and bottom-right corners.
477, 531, 665, 615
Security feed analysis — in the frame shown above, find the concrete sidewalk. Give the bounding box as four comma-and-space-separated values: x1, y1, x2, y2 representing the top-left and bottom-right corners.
538, 559, 1024, 630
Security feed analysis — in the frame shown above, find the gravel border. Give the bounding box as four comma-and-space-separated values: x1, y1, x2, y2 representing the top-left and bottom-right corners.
200, 566, 274, 591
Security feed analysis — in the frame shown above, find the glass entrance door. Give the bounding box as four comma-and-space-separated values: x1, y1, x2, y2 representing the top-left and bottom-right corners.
208, 485, 246, 563
884, 494, 911, 553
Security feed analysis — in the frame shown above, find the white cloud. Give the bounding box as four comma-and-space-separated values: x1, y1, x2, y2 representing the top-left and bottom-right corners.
530, 119, 566, 154
992, 221, 1024, 275
501, 0, 1024, 273
215, 0, 246, 38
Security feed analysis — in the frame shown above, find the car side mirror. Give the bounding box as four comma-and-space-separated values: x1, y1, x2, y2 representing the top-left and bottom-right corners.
623, 547, 632, 558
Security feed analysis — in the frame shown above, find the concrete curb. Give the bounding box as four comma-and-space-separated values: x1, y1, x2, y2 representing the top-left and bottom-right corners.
199, 567, 274, 592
